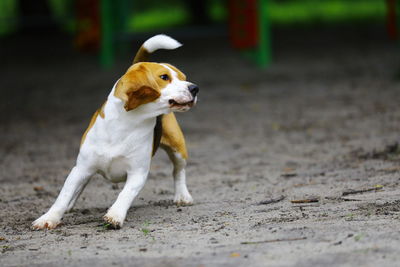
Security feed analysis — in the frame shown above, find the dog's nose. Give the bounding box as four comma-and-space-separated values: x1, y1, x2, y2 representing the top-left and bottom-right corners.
188, 84, 199, 97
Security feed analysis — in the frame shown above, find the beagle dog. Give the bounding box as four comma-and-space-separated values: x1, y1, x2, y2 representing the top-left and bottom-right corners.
32, 35, 198, 229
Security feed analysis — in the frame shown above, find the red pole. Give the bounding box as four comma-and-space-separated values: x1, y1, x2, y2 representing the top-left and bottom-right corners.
228, 0, 259, 49
387, 0, 397, 40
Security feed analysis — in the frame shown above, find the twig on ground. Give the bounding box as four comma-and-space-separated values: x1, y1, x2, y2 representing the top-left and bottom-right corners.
281, 173, 297, 178
241, 237, 307, 245
291, 198, 319, 204
256, 195, 285, 205
325, 196, 361, 202
342, 185, 383, 196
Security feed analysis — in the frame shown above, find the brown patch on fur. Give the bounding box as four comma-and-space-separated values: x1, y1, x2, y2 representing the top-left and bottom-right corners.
163, 63, 187, 81
133, 46, 150, 64
80, 101, 107, 146
99, 101, 106, 118
152, 116, 163, 156
160, 113, 188, 159
126, 86, 160, 110
80, 109, 99, 146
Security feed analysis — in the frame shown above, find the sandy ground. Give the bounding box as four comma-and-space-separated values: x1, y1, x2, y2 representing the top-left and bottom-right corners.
1, 26, 400, 266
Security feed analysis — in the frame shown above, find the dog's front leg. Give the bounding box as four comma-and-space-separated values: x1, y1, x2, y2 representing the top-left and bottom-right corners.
103, 168, 149, 228
66, 176, 92, 212
32, 165, 93, 230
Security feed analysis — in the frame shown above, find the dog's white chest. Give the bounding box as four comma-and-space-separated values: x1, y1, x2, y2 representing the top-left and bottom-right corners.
97, 156, 129, 182
79, 115, 155, 183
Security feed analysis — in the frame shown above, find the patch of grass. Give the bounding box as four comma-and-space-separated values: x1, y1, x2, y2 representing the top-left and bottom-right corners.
98, 223, 118, 231
141, 228, 150, 235
354, 233, 364, 242
103, 223, 113, 230
140, 221, 151, 236
345, 213, 355, 221
1, 245, 11, 253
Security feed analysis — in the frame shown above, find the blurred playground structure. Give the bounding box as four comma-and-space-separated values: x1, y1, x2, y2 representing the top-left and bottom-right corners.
0, 0, 398, 67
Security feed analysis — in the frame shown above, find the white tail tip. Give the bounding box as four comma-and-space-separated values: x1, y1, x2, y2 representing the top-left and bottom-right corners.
143, 34, 182, 53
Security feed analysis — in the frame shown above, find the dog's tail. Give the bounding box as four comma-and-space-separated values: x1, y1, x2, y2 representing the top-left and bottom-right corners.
133, 34, 182, 64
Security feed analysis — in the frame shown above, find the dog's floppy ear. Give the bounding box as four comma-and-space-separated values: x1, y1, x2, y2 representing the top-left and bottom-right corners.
125, 85, 160, 111
115, 65, 161, 111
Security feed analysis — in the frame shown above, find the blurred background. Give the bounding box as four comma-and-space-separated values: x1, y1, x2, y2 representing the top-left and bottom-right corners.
0, 0, 397, 66
0, 0, 399, 167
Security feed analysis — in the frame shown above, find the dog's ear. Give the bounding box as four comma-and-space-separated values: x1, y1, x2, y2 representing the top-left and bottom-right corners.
115, 65, 161, 111
125, 85, 160, 111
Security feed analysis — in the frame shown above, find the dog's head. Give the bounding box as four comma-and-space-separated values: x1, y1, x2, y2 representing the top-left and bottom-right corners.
114, 62, 198, 114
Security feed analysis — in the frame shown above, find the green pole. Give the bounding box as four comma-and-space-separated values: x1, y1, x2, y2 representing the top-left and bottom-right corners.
256, 0, 271, 68
100, 0, 113, 68
0, 0, 18, 35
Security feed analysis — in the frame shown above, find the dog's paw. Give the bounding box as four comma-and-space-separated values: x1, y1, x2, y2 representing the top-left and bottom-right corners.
32, 215, 61, 230
103, 211, 124, 229
174, 192, 193, 206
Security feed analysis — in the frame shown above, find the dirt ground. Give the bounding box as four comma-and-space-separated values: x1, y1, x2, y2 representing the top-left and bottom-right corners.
1, 25, 400, 266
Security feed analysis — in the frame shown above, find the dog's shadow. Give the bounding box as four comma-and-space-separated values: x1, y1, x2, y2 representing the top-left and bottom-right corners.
60, 200, 180, 229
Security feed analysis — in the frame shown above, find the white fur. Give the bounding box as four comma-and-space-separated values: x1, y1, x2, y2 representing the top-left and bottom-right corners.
164, 150, 193, 204
32, 41, 196, 229
143, 34, 182, 53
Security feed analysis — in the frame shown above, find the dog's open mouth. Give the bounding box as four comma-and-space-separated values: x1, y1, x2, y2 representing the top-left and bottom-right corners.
169, 99, 195, 108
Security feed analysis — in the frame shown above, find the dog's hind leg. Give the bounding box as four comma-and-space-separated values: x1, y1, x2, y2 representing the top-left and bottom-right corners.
160, 113, 193, 205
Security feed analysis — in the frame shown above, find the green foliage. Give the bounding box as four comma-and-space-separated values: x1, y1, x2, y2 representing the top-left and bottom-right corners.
268, 0, 386, 25
127, 0, 386, 32
128, 6, 189, 32
0, 0, 388, 36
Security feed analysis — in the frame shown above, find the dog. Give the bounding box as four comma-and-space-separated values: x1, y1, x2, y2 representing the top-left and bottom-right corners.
32, 35, 198, 229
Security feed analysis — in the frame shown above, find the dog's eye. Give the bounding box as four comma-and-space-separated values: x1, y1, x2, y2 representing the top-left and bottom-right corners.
160, 74, 170, 81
